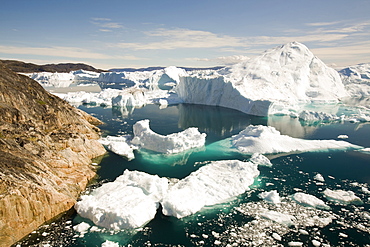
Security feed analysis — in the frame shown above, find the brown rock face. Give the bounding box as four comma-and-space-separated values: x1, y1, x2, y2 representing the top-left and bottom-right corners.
0, 62, 106, 246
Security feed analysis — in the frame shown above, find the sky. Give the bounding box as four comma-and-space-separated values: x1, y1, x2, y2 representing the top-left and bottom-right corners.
0, 0, 369, 69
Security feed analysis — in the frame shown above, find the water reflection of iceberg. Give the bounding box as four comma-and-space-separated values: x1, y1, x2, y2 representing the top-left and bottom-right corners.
136, 147, 205, 166
112, 105, 135, 117
178, 104, 267, 138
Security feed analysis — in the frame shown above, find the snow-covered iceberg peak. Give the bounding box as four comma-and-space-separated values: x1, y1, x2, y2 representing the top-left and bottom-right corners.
131, 119, 206, 154
176, 42, 348, 116
226, 42, 348, 104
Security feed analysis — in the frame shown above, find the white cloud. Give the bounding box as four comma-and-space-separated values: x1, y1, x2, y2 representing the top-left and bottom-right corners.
117, 28, 246, 50
191, 55, 250, 65
91, 18, 124, 31
306, 21, 343, 27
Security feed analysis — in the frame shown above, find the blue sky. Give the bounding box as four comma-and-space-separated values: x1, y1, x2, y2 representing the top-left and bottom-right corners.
0, 0, 369, 69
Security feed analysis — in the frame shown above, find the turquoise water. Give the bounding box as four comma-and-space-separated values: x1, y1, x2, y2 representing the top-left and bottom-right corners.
16, 103, 370, 247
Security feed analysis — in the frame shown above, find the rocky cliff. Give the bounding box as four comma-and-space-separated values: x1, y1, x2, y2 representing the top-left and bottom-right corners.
0, 62, 106, 246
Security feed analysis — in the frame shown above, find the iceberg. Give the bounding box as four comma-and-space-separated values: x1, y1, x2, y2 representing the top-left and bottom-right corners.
176, 42, 348, 116
131, 119, 206, 154
231, 125, 361, 154
76, 160, 260, 229
75, 170, 169, 230
291, 192, 330, 210
258, 190, 281, 204
249, 153, 273, 167
298, 110, 339, 123
161, 160, 260, 218
24, 70, 100, 87
323, 189, 363, 205
111, 88, 147, 107
99, 135, 136, 160
339, 63, 370, 99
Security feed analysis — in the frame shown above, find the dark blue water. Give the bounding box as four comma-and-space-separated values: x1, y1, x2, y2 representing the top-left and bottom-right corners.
16, 104, 370, 247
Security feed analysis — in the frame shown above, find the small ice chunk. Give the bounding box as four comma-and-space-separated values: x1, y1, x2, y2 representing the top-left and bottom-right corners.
288, 241, 303, 246
314, 173, 325, 182
131, 119, 206, 154
260, 210, 296, 226
337, 134, 349, 139
101, 240, 119, 247
339, 232, 348, 238
323, 189, 363, 205
99, 135, 136, 160
272, 232, 282, 241
292, 192, 330, 210
258, 190, 281, 204
73, 222, 90, 233
249, 153, 273, 167
299, 229, 309, 235
312, 240, 321, 247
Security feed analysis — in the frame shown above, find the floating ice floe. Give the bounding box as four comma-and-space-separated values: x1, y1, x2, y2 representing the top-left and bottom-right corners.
101, 240, 120, 247
99, 135, 136, 160
161, 160, 259, 218
323, 189, 363, 205
291, 192, 330, 210
73, 222, 91, 233
258, 190, 281, 204
249, 153, 273, 167
75, 170, 168, 230
260, 210, 296, 226
337, 134, 349, 139
76, 160, 260, 229
314, 173, 325, 182
131, 119, 206, 154
231, 125, 361, 154
358, 147, 370, 154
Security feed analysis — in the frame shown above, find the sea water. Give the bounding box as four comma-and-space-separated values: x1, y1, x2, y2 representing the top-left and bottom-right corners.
15, 103, 370, 247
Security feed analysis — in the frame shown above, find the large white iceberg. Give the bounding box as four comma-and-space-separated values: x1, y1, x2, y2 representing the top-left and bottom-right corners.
131, 119, 206, 154
75, 170, 168, 230
231, 125, 361, 154
176, 42, 348, 116
76, 160, 260, 229
161, 160, 259, 218
339, 63, 370, 98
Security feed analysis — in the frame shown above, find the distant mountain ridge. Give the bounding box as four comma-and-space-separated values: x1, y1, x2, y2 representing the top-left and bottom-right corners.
0, 59, 106, 73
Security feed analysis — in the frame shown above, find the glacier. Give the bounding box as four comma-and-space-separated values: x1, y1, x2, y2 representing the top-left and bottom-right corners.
75, 160, 260, 229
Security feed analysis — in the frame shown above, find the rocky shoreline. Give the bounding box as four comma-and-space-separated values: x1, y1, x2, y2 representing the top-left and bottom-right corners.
0, 62, 106, 246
